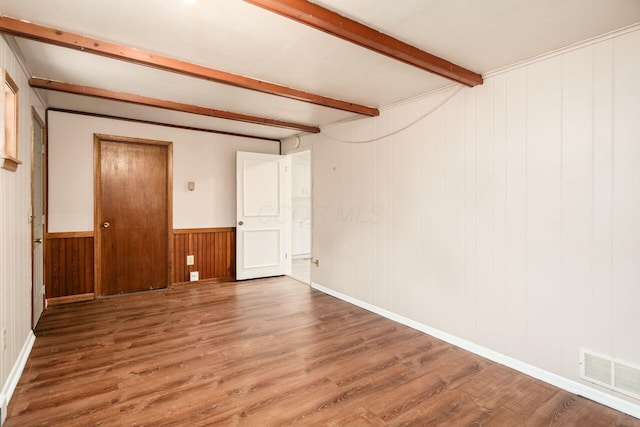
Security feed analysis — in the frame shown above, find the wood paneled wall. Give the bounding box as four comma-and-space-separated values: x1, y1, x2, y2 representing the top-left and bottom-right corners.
173, 228, 235, 284
44, 228, 235, 301
45, 227, 236, 303
45, 232, 94, 299
0, 34, 47, 403
306, 28, 640, 407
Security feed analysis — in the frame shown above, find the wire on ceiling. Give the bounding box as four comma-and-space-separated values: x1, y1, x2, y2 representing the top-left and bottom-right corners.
321, 84, 465, 144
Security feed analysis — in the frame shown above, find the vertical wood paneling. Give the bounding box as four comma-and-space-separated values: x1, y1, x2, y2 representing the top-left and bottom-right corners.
45, 235, 94, 298
611, 30, 640, 363
307, 27, 640, 406
402, 102, 427, 321
591, 39, 614, 355
525, 55, 563, 370
442, 90, 466, 337
504, 67, 528, 360
173, 228, 235, 284
474, 78, 495, 346
463, 88, 477, 339
560, 46, 594, 375
491, 73, 508, 353
173, 233, 189, 283
431, 102, 445, 329
374, 120, 393, 311
0, 35, 47, 399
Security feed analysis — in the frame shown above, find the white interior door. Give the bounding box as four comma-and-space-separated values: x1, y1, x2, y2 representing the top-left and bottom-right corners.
32, 113, 45, 327
236, 151, 291, 280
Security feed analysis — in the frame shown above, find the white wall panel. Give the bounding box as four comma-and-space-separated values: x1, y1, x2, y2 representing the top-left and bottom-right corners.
504, 67, 528, 360
612, 30, 640, 364
462, 88, 478, 340
491, 73, 508, 354
0, 35, 46, 412
306, 27, 640, 407
591, 39, 614, 356
525, 55, 564, 371
560, 46, 594, 376
374, 121, 393, 311
474, 78, 496, 348
47, 111, 279, 232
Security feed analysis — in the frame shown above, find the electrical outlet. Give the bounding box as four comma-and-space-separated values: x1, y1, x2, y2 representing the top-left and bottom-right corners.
186, 255, 194, 266
2, 328, 6, 352
190, 271, 199, 282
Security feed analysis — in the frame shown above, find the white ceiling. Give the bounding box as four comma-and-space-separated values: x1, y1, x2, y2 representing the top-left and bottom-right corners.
1, 0, 639, 140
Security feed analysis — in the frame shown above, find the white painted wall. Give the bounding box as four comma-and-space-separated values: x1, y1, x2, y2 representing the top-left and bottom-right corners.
0, 36, 46, 422
303, 27, 640, 409
47, 111, 279, 232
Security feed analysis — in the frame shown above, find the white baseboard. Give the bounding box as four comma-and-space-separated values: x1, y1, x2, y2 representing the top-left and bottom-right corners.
1, 331, 36, 426
311, 282, 640, 420
0, 393, 5, 427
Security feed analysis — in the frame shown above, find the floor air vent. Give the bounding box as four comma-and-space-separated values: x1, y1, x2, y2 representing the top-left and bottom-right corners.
581, 349, 640, 400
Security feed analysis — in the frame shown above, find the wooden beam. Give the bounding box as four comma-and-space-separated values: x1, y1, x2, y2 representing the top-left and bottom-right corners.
244, 0, 483, 87
47, 108, 281, 142
0, 16, 379, 116
30, 78, 320, 134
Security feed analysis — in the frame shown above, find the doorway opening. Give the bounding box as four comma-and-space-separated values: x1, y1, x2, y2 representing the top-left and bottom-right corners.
31, 109, 45, 327
290, 150, 311, 284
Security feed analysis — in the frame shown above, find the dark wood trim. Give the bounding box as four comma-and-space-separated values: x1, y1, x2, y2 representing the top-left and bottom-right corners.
48, 108, 280, 142
0, 16, 379, 116
167, 143, 174, 291
245, 0, 483, 87
174, 227, 235, 235
94, 134, 103, 297
46, 231, 94, 239
1, 70, 20, 171
45, 109, 50, 234
46, 293, 94, 306
32, 78, 320, 133
94, 134, 174, 297
1, 157, 20, 171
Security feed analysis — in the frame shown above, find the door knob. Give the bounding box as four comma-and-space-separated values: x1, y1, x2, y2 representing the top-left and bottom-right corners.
33, 238, 43, 244
102, 221, 111, 229
238, 221, 244, 226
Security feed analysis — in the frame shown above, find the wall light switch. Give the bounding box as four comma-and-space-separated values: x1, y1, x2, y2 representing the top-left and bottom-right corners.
186, 255, 194, 265
188, 181, 195, 191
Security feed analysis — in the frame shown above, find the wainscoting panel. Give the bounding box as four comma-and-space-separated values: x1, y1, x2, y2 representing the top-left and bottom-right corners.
173, 228, 235, 284
45, 232, 94, 298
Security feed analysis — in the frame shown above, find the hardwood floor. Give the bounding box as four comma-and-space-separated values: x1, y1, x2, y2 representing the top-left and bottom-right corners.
6, 277, 639, 426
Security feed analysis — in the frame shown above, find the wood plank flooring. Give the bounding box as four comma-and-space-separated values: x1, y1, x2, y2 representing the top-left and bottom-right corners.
6, 276, 640, 426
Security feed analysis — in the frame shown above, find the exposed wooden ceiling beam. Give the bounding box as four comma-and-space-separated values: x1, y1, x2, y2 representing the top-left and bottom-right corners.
30, 78, 321, 134
244, 0, 483, 87
0, 16, 379, 117
48, 108, 281, 142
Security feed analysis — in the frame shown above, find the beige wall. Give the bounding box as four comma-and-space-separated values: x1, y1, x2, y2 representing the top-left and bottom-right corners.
47, 111, 279, 232
304, 27, 640, 412
0, 36, 46, 421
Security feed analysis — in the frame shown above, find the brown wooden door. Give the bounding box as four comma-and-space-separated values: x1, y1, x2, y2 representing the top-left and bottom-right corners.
95, 135, 172, 296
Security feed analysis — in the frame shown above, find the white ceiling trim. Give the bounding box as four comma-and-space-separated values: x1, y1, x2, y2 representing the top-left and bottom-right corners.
484, 22, 640, 80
